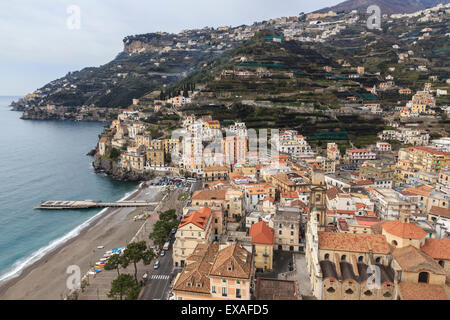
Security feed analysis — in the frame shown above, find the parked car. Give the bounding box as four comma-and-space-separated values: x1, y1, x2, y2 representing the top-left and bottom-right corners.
154, 260, 160, 269
160, 250, 165, 257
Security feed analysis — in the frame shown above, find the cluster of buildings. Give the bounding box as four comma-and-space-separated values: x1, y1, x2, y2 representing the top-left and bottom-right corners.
150, 115, 450, 300
98, 110, 180, 171
401, 85, 437, 118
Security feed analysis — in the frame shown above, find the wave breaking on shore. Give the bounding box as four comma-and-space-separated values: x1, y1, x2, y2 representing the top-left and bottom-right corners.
0, 185, 144, 285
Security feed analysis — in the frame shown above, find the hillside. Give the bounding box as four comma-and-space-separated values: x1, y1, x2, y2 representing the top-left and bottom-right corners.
315, 0, 450, 14
12, 3, 449, 127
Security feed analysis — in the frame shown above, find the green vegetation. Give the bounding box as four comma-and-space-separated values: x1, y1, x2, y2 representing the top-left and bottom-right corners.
109, 148, 121, 161
108, 274, 140, 300
178, 193, 189, 201
104, 254, 123, 276
149, 209, 178, 246
120, 241, 155, 284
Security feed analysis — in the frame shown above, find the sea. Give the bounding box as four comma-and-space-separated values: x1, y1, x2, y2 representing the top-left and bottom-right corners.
0, 96, 139, 283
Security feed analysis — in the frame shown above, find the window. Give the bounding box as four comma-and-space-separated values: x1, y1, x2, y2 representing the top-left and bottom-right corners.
212, 286, 216, 293
418, 272, 429, 283
341, 255, 347, 261
236, 289, 241, 299
375, 257, 381, 264
324, 254, 330, 260
222, 287, 227, 297
358, 256, 364, 263
364, 290, 372, 296
279, 230, 282, 235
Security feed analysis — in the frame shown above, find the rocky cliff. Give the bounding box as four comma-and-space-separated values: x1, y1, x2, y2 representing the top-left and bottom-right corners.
92, 154, 157, 181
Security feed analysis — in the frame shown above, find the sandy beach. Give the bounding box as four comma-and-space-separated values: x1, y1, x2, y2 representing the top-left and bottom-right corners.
0, 183, 165, 300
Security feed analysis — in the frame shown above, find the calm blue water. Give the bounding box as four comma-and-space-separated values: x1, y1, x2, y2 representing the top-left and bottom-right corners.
0, 96, 138, 282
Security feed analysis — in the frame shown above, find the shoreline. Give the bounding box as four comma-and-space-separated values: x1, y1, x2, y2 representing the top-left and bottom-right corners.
0, 182, 164, 299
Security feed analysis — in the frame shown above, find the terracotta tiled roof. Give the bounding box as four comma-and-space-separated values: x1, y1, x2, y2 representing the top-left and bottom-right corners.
250, 221, 274, 245
356, 180, 374, 186
203, 165, 229, 172
326, 209, 355, 215
178, 207, 211, 230
392, 245, 445, 275
209, 243, 252, 279
192, 190, 226, 201
429, 206, 450, 219
405, 185, 433, 197
382, 220, 427, 240
173, 242, 218, 295
318, 232, 390, 254
398, 282, 448, 300
326, 186, 343, 201
290, 200, 308, 211
355, 203, 368, 209
263, 196, 275, 203
412, 146, 450, 156
420, 238, 450, 260
353, 216, 380, 226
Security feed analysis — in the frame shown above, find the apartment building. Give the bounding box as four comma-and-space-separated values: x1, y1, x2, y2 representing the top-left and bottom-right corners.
249, 221, 274, 271
172, 242, 254, 300
173, 207, 214, 268
274, 207, 301, 252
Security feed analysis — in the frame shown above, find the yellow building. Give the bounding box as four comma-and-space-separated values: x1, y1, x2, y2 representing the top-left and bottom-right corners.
202, 166, 230, 183
249, 221, 274, 271
402, 146, 450, 174
121, 152, 145, 171
163, 138, 180, 155
146, 149, 165, 167
173, 207, 213, 268
172, 242, 254, 300
225, 189, 244, 219
191, 190, 227, 208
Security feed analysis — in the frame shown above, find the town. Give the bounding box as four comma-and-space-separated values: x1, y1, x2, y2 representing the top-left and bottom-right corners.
7, 1, 450, 303
87, 92, 450, 299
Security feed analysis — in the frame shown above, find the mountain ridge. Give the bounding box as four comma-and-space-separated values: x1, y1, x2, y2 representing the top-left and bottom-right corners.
314, 0, 450, 14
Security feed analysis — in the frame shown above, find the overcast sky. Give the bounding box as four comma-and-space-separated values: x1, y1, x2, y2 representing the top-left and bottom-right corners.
0, 0, 342, 96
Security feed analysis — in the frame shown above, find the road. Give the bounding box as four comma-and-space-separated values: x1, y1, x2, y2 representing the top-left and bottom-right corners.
140, 236, 180, 300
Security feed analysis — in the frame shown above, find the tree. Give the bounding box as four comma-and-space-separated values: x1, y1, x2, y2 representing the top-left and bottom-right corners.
109, 148, 121, 161
149, 209, 179, 245
108, 274, 138, 300
104, 254, 123, 276
120, 241, 155, 283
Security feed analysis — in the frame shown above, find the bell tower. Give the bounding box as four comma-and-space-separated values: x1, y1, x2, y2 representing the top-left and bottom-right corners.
309, 185, 327, 231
